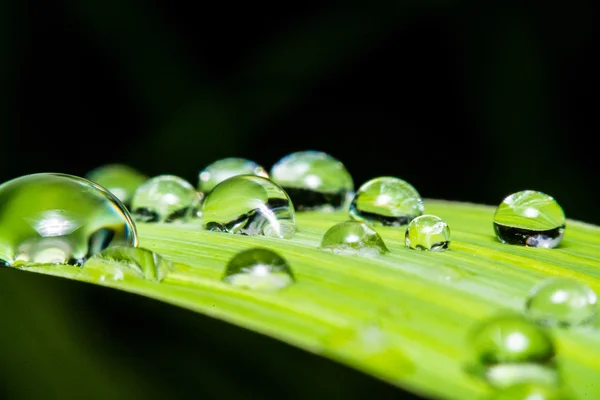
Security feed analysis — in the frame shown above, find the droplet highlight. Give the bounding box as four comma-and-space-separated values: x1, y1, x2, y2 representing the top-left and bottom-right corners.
223, 248, 294, 290
405, 214, 450, 251
320, 221, 388, 257
270, 150, 354, 211
349, 177, 424, 227
489, 382, 571, 400
493, 190, 566, 248
85, 164, 148, 208
198, 157, 269, 194
84, 246, 173, 282
202, 175, 295, 239
0, 173, 137, 267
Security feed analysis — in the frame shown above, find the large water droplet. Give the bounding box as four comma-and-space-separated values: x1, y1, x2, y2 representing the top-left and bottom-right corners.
198, 157, 269, 194
83, 246, 173, 282
525, 277, 597, 327
493, 190, 566, 248
0, 173, 137, 267
131, 175, 201, 223
349, 177, 424, 226
202, 175, 295, 239
223, 248, 294, 290
489, 383, 571, 400
85, 164, 148, 209
270, 150, 354, 211
405, 214, 450, 251
320, 221, 388, 257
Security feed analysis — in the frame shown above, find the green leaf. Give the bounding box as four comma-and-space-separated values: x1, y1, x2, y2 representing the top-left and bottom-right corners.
13, 200, 600, 400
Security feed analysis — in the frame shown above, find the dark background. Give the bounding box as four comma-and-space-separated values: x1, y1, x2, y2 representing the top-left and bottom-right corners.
0, 1, 597, 399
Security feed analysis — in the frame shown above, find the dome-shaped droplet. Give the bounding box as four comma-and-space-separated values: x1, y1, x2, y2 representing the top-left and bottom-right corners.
85, 164, 148, 208
223, 248, 294, 290
0, 173, 137, 267
320, 221, 388, 257
489, 383, 571, 400
493, 190, 566, 248
131, 175, 201, 223
202, 175, 295, 239
270, 150, 354, 211
525, 278, 597, 327
349, 177, 424, 227
198, 157, 269, 194
405, 214, 450, 251
83, 246, 173, 282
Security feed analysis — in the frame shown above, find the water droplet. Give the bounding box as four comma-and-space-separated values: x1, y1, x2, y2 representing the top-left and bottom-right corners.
270, 150, 354, 211
131, 175, 201, 223
468, 315, 557, 388
488, 383, 571, 400
494, 190, 566, 248
349, 177, 424, 227
525, 278, 597, 327
223, 248, 294, 290
85, 164, 148, 209
319, 221, 388, 257
198, 157, 269, 194
0, 173, 137, 267
202, 175, 295, 239
84, 246, 173, 282
405, 214, 450, 251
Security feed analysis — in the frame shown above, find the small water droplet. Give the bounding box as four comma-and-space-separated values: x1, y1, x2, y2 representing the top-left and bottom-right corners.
0, 173, 137, 267
319, 221, 388, 257
488, 382, 571, 400
349, 177, 424, 227
270, 151, 354, 211
202, 175, 295, 239
85, 164, 148, 209
223, 248, 294, 290
493, 190, 566, 248
198, 157, 269, 194
131, 175, 201, 223
84, 246, 174, 282
525, 278, 597, 327
405, 214, 450, 251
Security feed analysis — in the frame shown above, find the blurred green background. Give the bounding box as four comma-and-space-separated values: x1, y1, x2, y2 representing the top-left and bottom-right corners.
0, 1, 596, 399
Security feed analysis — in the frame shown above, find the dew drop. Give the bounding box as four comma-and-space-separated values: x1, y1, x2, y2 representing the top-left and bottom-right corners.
349, 177, 424, 227
525, 277, 597, 327
223, 248, 294, 291
202, 175, 295, 239
0, 173, 137, 267
84, 246, 173, 282
488, 382, 571, 400
405, 214, 450, 251
198, 157, 269, 194
270, 150, 354, 211
319, 221, 388, 257
85, 164, 148, 209
131, 175, 201, 223
493, 190, 566, 248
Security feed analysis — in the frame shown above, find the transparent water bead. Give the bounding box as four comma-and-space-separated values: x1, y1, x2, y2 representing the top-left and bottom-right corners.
270, 150, 354, 211
349, 177, 424, 227
198, 157, 269, 194
223, 248, 294, 291
84, 246, 173, 282
85, 164, 148, 208
202, 175, 295, 239
405, 215, 450, 251
0, 173, 137, 267
131, 175, 201, 223
493, 190, 566, 248
525, 278, 597, 327
489, 383, 571, 400
320, 221, 388, 257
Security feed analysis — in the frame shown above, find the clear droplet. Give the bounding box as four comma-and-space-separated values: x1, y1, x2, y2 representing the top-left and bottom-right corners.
85, 164, 148, 208
84, 246, 173, 282
405, 214, 450, 251
202, 175, 295, 239
469, 315, 557, 388
0, 173, 138, 267
349, 177, 424, 227
493, 190, 566, 248
131, 175, 201, 223
198, 157, 269, 194
319, 221, 388, 257
270, 150, 354, 211
488, 383, 571, 400
525, 278, 597, 327
223, 248, 294, 290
